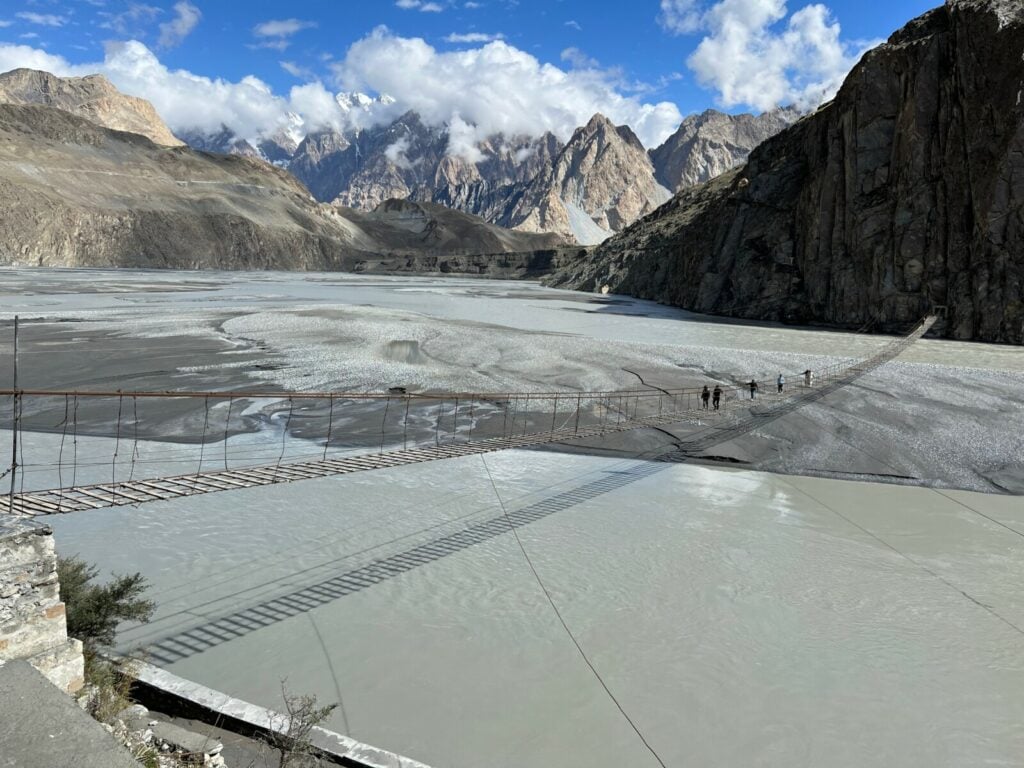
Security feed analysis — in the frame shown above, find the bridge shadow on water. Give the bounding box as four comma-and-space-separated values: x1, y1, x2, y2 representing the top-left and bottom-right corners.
144, 460, 667, 665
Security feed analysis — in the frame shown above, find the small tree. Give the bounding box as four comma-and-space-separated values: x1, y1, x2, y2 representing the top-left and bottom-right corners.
57, 556, 155, 655
266, 683, 337, 768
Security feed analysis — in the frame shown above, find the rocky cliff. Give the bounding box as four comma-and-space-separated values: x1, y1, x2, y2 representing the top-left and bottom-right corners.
547, 0, 1024, 344
503, 114, 673, 245
0, 68, 183, 147
649, 107, 799, 191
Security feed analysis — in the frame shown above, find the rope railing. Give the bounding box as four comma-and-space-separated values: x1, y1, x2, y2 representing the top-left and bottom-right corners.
1, 316, 936, 516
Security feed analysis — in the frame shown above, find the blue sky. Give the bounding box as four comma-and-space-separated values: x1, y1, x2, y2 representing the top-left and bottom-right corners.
0, 0, 937, 148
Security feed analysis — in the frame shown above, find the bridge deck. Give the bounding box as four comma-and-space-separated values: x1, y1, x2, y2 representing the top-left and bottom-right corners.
1, 317, 935, 517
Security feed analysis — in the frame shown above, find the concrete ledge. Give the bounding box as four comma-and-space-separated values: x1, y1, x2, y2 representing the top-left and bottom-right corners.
0, 659, 139, 768
124, 658, 431, 768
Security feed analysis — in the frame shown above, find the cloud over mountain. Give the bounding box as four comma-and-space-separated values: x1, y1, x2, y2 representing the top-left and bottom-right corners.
333, 27, 683, 148
0, 29, 684, 149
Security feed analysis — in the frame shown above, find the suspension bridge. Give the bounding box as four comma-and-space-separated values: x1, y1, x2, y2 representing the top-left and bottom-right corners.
1, 317, 935, 517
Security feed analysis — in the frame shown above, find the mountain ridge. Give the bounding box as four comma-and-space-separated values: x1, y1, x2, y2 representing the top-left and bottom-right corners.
545, 0, 1024, 343
0, 68, 183, 148
0, 101, 566, 271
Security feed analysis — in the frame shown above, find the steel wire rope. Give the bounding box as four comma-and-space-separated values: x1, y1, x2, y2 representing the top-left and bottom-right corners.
791, 410, 1024, 542
195, 395, 210, 482
402, 396, 411, 451
71, 396, 78, 489
777, 475, 1024, 641
274, 397, 294, 483
128, 396, 140, 484
379, 396, 391, 455
307, 612, 352, 736
223, 397, 233, 472
324, 395, 335, 460
18, 393, 25, 500
56, 394, 70, 511
111, 393, 123, 491
434, 400, 443, 447
479, 454, 669, 768
133, 450, 660, 625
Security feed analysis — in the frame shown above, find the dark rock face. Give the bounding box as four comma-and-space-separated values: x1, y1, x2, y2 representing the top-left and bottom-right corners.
547, 0, 1024, 344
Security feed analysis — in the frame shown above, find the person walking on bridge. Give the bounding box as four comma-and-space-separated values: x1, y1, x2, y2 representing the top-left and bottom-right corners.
712, 385, 722, 410
748, 379, 758, 400
701, 385, 710, 410
777, 373, 785, 394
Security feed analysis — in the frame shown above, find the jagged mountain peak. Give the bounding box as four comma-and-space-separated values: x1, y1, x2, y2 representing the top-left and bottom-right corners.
547, 0, 1024, 343
649, 107, 800, 191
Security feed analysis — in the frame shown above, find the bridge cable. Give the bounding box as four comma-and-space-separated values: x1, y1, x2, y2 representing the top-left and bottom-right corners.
17, 391, 25, 501
56, 395, 70, 512
324, 395, 334, 460
71, 395, 78, 490
380, 396, 391, 455
112, 393, 123, 489
275, 398, 294, 482
196, 395, 210, 480
478, 454, 669, 768
129, 396, 140, 484
224, 397, 233, 471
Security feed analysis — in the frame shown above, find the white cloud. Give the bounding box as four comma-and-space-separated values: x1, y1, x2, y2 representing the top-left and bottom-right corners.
0, 29, 685, 151
444, 32, 503, 43
157, 1, 200, 49
253, 19, 316, 38
279, 60, 313, 79
396, 0, 446, 10
564, 20, 581, 31
0, 43, 74, 74
673, 0, 876, 111
446, 113, 484, 161
98, 4, 162, 36
15, 12, 68, 27
333, 27, 683, 147
0, 21, 14, 29
659, 0, 702, 34
560, 47, 598, 69
384, 136, 414, 168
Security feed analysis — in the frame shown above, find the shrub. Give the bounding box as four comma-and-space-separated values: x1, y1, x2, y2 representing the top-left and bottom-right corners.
57, 556, 155, 653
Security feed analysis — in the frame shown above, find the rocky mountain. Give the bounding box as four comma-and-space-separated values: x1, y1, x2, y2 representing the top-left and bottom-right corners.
649, 107, 800, 191
0, 101, 565, 271
289, 114, 562, 217
292, 113, 672, 245
178, 96, 789, 246
0, 68, 183, 147
546, 0, 1024, 344
501, 114, 672, 245
176, 125, 262, 158
338, 198, 565, 256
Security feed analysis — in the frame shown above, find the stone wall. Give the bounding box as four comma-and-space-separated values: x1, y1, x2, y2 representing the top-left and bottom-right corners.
0, 517, 84, 694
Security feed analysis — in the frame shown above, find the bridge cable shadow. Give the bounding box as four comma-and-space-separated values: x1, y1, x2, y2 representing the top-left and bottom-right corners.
143, 460, 667, 665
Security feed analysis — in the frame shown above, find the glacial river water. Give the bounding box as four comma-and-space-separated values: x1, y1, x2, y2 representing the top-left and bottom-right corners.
2, 270, 1023, 767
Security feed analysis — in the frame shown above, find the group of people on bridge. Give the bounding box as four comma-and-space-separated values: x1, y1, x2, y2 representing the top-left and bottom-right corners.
700, 369, 815, 410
